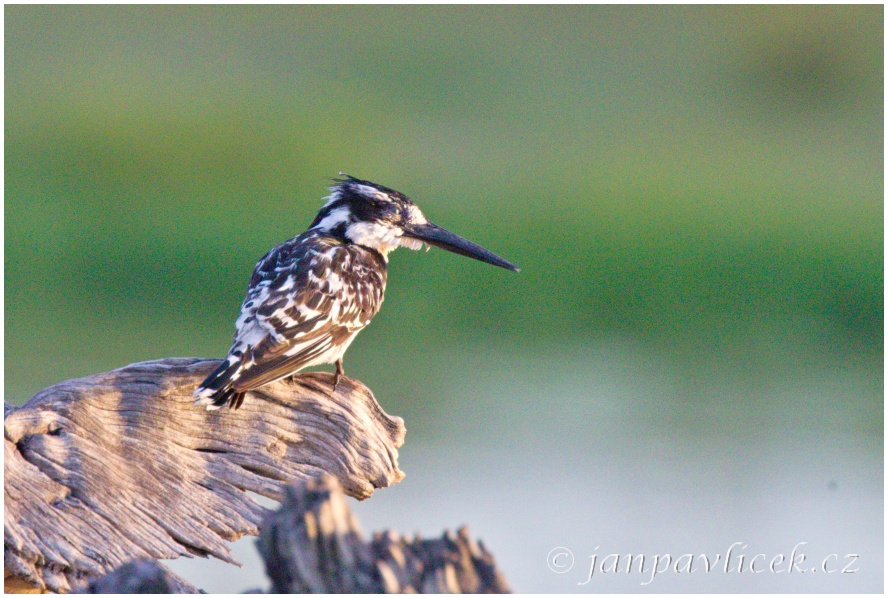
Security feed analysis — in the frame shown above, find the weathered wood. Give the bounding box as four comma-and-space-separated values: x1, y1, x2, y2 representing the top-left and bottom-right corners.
257, 475, 511, 593
81, 475, 510, 594
4, 358, 406, 593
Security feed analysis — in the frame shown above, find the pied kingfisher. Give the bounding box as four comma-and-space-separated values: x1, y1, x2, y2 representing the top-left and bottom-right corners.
194, 175, 519, 410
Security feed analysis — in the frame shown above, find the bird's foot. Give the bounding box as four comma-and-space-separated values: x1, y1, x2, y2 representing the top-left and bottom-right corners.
332, 359, 347, 391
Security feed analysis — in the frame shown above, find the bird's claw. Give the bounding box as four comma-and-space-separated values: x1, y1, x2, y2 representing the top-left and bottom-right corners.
332, 360, 346, 391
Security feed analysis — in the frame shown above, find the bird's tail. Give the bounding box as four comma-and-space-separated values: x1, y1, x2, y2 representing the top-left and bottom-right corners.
193, 359, 247, 411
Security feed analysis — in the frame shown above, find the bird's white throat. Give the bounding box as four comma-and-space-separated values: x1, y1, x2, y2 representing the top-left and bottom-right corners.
345, 222, 424, 257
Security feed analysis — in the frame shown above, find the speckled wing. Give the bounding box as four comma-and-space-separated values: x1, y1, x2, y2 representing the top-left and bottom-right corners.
226, 234, 386, 392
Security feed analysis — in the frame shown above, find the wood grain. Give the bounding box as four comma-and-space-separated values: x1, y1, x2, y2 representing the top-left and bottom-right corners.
4, 358, 405, 592
81, 475, 511, 593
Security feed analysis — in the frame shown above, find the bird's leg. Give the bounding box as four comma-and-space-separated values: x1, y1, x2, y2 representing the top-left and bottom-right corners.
333, 359, 347, 391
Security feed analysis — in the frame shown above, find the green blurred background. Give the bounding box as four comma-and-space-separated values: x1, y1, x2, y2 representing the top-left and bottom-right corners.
5, 5, 882, 592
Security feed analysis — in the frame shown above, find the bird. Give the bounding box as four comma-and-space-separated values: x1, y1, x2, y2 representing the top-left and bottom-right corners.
194, 175, 519, 410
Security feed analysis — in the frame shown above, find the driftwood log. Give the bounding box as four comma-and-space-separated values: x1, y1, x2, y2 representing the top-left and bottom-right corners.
82, 475, 511, 593
4, 358, 406, 593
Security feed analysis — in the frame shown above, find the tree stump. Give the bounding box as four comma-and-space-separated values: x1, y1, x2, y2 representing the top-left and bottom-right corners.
4, 358, 406, 593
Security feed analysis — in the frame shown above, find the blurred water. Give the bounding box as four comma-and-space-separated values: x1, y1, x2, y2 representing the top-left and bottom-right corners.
165, 331, 882, 592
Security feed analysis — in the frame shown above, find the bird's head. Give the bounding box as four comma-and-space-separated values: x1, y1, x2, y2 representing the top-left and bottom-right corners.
309, 175, 519, 271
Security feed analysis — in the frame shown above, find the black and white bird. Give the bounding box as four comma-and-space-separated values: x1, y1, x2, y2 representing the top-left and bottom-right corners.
194, 175, 518, 410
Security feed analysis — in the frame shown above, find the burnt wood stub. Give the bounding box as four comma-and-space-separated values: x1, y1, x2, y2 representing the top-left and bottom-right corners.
79, 560, 201, 594
4, 358, 405, 593
258, 475, 512, 593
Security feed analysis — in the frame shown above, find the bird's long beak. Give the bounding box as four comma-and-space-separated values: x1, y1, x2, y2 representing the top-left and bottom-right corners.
402, 222, 519, 272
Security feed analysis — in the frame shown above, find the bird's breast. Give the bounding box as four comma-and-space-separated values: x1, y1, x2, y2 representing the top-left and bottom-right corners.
313, 241, 387, 321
